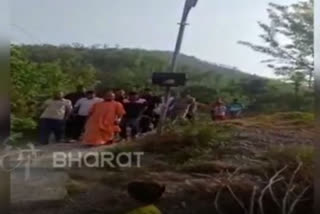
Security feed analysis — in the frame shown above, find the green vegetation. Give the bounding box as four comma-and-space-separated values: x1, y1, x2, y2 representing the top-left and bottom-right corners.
11, 45, 97, 134
264, 145, 314, 170
239, 0, 314, 87
140, 122, 234, 165
11, 42, 314, 134
64, 114, 314, 214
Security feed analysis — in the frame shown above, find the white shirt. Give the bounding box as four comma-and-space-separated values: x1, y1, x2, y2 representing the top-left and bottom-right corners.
74, 97, 103, 116
41, 99, 72, 120
122, 98, 147, 104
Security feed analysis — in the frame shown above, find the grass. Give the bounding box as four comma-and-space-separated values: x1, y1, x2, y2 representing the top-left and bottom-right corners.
272, 112, 314, 121
263, 144, 314, 167
261, 144, 314, 183
178, 160, 237, 174
249, 112, 315, 129
63, 113, 315, 214
138, 121, 235, 165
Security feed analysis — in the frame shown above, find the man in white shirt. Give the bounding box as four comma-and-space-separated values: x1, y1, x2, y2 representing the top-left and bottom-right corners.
70, 90, 103, 141
39, 91, 72, 145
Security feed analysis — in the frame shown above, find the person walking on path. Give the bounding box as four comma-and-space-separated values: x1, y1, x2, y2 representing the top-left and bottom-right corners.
169, 93, 194, 122
64, 85, 86, 140
69, 90, 103, 142
140, 88, 162, 133
39, 91, 72, 145
228, 98, 244, 119
64, 85, 86, 106
82, 91, 125, 146
120, 92, 147, 140
115, 88, 126, 104
211, 98, 227, 121
186, 95, 197, 121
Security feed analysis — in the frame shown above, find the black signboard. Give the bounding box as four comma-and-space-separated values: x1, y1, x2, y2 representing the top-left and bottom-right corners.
152, 72, 186, 86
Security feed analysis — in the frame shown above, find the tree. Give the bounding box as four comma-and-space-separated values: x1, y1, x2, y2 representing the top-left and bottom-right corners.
239, 0, 314, 87
239, 77, 268, 103
15, 43, 314, 116
289, 71, 306, 108
213, 73, 223, 93
11, 45, 98, 132
11, 46, 69, 121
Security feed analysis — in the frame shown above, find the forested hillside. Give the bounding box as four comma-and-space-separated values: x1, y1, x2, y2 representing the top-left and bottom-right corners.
20, 44, 252, 88
11, 44, 313, 133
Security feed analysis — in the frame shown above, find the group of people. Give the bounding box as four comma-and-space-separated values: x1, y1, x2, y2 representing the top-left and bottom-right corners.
211, 98, 244, 120
38, 85, 243, 146
39, 86, 164, 146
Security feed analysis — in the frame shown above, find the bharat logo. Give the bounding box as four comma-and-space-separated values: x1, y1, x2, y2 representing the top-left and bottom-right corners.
0, 142, 41, 180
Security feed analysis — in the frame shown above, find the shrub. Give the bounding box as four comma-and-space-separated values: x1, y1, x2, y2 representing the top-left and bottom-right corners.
140, 121, 235, 165
262, 144, 314, 182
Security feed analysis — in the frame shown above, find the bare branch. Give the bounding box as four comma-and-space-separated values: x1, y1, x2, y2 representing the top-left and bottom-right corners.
214, 189, 224, 214
288, 162, 303, 188
288, 185, 310, 214
282, 185, 296, 214
227, 185, 248, 213
227, 167, 242, 180
249, 186, 258, 214
259, 165, 288, 214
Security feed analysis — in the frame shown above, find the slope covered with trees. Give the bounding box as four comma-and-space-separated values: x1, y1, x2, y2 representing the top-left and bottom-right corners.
11, 43, 314, 134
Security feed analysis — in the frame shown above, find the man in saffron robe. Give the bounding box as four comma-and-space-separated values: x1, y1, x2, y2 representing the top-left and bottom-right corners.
82, 91, 125, 146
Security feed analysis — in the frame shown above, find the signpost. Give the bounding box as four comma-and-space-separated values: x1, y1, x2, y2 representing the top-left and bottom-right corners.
157, 0, 198, 134
152, 72, 186, 87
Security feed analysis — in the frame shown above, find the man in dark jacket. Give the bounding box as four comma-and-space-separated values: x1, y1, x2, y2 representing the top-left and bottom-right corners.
120, 92, 147, 139
140, 88, 161, 133
64, 85, 86, 141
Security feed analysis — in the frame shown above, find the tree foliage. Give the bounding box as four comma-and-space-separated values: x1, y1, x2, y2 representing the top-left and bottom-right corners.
239, 0, 314, 86
11, 44, 314, 133
11, 45, 97, 132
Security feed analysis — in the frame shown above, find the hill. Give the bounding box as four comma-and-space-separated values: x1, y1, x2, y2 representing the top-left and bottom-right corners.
13, 44, 312, 120
20, 44, 254, 88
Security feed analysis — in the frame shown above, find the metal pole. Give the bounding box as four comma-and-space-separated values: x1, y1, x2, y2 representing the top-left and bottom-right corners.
169, 0, 191, 73
157, 0, 195, 134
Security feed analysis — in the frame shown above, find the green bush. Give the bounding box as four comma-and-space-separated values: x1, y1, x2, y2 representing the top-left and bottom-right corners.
11, 45, 97, 134
140, 121, 234, 165
11, 115, 37, 132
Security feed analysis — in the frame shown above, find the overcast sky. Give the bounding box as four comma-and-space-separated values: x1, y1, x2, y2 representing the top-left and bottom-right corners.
11, 0, 297, 78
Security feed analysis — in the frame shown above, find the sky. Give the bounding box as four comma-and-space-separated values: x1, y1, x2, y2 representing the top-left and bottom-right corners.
10, 0, 298, 78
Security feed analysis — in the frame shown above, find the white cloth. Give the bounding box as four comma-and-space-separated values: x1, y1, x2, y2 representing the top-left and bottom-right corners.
41, 99, 72, 120
74, 97, 103, 116
123, 98, 147, 104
